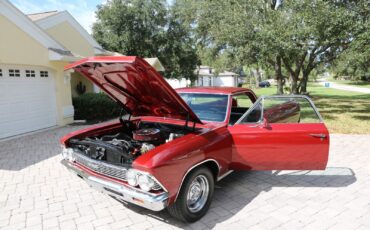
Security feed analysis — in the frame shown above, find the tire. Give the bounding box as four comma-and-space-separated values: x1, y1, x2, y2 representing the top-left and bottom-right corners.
168, 167, 214, 222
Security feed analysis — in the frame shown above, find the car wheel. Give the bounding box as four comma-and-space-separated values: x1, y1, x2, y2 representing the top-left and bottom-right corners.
168, 167, 214, 222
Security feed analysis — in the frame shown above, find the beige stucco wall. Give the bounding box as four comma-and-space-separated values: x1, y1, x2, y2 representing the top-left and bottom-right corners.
45, 21, 95, 57
0, 14, 73, 126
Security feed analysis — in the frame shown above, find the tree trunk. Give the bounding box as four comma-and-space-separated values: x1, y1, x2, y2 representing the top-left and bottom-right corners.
300, 67, 312, 94
290, 73, 299, 94
256, 65, 262, 83
275, 56, 284, 94
254, 70, 259, 88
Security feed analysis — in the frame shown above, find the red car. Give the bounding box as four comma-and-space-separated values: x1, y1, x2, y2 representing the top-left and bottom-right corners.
60, 56, 329, 222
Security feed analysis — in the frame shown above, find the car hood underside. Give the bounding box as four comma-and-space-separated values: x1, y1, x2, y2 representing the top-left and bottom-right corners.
65, 56, 202, 124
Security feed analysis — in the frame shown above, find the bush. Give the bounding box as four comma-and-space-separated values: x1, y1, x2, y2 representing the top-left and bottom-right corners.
72, 93, 121, 122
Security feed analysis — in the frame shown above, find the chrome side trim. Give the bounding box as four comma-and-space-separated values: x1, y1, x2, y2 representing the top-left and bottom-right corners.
174, 159, 220, 202
217, 170, 234, 181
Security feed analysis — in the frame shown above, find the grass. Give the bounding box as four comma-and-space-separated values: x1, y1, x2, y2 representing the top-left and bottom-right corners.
329, 79, 370, 89
249, 84, 370, 134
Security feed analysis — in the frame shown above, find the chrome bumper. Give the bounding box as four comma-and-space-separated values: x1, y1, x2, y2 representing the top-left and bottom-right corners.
61, 159, 168, 211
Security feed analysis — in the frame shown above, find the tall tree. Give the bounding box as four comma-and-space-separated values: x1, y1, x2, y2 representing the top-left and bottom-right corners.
175, 0, 369, 94
280, 1, 368, 94
331, 18, 370, 80
93, 0, 199, 81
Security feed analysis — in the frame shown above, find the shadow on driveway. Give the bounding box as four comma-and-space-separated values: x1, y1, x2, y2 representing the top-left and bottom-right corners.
114, 167, 356, 228
0, 125, 87, 171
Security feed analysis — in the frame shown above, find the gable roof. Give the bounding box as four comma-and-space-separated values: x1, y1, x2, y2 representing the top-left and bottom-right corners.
28, 11, 59, 21
0, 0, 78, 61
30, 10, 106, 55
0, 1, 66, 51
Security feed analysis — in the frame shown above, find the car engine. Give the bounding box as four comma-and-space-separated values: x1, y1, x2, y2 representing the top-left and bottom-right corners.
68, 122, 186, 166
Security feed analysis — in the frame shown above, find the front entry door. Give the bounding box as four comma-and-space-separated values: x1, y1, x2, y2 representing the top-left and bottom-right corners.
228, 96, 329, 170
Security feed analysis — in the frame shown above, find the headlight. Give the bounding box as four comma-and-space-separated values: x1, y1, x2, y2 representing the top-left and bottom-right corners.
62, 147, 69, 159
127, 169, 138, 186
67, 148, 75, 162
138, 174, 155, 192
61, 147, 75, 162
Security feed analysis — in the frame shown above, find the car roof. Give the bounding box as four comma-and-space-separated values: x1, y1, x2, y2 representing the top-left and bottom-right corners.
175, 87, 253, 95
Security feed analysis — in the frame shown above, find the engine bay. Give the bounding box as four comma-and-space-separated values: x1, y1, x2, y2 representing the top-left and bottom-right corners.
68, 121, 192, 166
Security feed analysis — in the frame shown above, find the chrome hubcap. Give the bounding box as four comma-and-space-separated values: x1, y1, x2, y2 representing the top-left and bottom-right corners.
186, 175, 209, 213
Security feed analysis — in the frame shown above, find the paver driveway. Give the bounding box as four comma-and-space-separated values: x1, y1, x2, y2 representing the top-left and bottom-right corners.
0, 125, 369, 230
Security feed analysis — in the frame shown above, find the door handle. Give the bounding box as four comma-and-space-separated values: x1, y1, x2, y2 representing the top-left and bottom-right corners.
309, 133, 327, 139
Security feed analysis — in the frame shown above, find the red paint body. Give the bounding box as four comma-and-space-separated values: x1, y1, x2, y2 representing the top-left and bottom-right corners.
61, 56, 330, 205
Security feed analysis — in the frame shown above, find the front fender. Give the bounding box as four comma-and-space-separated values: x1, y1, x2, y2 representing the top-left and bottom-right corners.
133, 126, 232, 204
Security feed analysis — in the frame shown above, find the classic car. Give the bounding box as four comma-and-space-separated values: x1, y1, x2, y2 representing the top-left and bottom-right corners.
60, 56, 329, 222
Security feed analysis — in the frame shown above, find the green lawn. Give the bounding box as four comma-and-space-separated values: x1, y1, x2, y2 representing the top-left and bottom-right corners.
329, 79, 370, 89
250, 84, 370, 134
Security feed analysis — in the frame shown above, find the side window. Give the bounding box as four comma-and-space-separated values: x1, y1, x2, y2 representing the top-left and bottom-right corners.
239, 100, 263, 123
0, 69, 2, 77
229, 93, 255, 125
239, 96, 321, 124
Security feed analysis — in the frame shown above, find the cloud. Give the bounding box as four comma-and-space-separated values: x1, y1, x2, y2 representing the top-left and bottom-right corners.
9, 0, 103, 34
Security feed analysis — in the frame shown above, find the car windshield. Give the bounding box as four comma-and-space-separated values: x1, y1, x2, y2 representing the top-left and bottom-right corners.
179, 93, 228, 122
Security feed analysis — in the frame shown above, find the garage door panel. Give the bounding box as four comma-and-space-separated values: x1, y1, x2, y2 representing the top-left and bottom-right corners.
0, 66, 57, 139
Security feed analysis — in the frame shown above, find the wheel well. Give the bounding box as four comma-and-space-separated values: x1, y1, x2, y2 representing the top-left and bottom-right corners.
200, 160, 219, 180
174, 159, 220, 202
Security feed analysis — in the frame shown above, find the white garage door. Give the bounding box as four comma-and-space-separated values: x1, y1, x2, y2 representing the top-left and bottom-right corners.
0, 65, 57, 139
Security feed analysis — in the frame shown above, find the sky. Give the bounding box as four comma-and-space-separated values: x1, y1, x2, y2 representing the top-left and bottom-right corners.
10, 0, 105, 34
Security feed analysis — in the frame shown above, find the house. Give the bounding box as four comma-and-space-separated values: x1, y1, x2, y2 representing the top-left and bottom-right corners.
0, 0, 168, 139
27, 10, 113, 97
195, 66, 241, 87
0, 0, 80, 139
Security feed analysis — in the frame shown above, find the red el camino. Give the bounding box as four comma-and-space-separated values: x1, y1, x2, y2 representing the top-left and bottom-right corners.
60, 56, 329, 222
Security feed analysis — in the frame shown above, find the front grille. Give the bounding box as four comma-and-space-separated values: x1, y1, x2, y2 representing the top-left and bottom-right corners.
73, 151, 128, 181
72, 151, 162, 191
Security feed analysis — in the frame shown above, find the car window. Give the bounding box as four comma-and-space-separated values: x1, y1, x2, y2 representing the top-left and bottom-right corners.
229, 93, 255, 125
179, 93, 229, 122
239, 96, 321, 124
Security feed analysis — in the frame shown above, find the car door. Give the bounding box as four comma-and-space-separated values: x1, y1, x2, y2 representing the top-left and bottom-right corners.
228, 95, 329, 170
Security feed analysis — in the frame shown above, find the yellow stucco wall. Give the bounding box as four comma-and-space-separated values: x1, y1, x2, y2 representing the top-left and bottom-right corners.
45, 21, 95, 57
51, 62, 74, 126
0, 14, 73, 126
0, 15, 49, 66
45, 21, 96, 95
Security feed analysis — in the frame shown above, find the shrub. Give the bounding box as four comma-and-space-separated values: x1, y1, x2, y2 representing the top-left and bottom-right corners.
72, 93, 121, 122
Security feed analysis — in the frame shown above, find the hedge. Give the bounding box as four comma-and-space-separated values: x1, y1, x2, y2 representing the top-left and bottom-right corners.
72, 93, 121, 122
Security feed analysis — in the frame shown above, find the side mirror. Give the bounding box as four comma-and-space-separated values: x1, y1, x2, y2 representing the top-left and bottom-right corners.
261, 118, 270, 128
248, 117, 270, 129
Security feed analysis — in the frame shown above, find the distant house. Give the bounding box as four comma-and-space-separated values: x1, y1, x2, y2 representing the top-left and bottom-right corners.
195, 66, 241, 87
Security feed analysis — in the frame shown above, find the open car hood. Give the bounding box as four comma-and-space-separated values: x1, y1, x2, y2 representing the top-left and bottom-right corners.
65, 56, 202, 124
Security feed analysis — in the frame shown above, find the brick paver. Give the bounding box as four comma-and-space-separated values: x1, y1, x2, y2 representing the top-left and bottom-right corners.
0, 125, 369, 229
